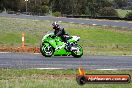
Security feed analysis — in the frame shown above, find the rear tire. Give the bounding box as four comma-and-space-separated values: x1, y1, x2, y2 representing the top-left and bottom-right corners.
71, 45, 83, 58
40, 43, 54, 57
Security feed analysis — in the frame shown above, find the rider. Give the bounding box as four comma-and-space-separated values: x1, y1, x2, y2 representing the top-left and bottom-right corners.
52, 22, 70, 50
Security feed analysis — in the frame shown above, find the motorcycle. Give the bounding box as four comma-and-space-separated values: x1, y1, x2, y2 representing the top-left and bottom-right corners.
40, 31, 83, 58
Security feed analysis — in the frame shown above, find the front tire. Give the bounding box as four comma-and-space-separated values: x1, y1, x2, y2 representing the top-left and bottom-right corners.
71, 45, 83, 58
40, 43, 54, 57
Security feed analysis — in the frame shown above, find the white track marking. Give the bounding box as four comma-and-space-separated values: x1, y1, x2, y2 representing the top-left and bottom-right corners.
30, 68, 63, 70
95, 69, 118, 70
33, 53, 41, 55
95, 68, 132, 70
127, 22, 132, 23
0, 52, 12, 54
92, 24, 97, 26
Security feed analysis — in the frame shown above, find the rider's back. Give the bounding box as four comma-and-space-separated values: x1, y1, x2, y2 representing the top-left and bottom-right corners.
54, 28, 66, 36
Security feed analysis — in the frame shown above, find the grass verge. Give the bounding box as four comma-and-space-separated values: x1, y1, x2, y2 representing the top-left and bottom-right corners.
116, 9, 132, 18
0, 16, 132, 55
0, 69, 131, 88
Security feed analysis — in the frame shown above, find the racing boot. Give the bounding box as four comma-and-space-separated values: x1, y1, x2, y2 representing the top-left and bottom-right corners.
65, 42, 71, 51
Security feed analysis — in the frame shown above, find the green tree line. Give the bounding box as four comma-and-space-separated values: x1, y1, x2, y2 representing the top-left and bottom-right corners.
0, 0, 130, 16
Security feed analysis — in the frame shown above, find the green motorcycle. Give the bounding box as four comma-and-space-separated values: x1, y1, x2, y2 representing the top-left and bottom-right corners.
40, 31, 83, 58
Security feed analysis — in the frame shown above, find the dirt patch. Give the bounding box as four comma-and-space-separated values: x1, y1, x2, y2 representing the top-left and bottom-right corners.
0, 45, 40, 53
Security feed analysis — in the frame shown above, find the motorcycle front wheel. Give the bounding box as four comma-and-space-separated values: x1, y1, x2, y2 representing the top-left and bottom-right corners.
40, 43, 54, 57
71, 45, 83, 58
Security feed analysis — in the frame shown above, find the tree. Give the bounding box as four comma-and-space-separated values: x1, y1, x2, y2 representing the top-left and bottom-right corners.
0, 0, 119, 16
98, 7, 118, 16
27, 0, 49, 15
41, 5, 49, 14
49, 0, 87, 15
113, 0, 128, 8
97, 0, 118, 16
125, 11, 132, 18
85, 0, 115, 17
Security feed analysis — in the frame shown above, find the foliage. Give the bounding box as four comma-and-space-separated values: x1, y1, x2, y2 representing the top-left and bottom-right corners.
0, 0, 20, 11
99, 7, 118, 16
116, 9, 131, 17
41, 5, 49, 15
113, 0, 128, 8
0, 0, 129, 16
85, 0, 117, 17
125, 11, 132, 18
52, 11, 61, 17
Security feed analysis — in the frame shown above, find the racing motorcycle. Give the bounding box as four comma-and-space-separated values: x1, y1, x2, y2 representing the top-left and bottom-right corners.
40, 31, 83, 58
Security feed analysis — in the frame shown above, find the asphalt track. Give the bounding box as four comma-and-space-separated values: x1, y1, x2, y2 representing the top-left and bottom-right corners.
0, 52, 132, 70
0, 13, 132, 28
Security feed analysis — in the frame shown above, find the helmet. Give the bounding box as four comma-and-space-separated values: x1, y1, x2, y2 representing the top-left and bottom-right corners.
52, 22, 60, 29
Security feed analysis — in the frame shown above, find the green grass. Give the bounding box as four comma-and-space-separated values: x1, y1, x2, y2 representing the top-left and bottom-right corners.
0, 69, 132, 88
0, 17, 50, 46
0, 69, 75, 78
0, 16, 132, 55
0, 79, 131, 88
116, 9, 132, 18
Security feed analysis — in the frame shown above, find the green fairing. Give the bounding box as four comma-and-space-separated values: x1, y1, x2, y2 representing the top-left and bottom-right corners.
53, 37, 71, 55
54, 47, 71, 55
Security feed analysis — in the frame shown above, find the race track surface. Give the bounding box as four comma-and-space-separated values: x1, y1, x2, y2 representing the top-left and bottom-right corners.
0, 13, 132, 28
0, 53, 132, 70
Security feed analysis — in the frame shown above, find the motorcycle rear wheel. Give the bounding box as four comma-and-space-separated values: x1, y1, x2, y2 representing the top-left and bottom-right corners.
40, 43, 54, 57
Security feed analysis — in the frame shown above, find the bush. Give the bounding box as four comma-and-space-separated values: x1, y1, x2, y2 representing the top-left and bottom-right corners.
53, 12, 61, 17
98, 7, 118, 16
41, 5, 49, 14
125, 12, 132, 18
